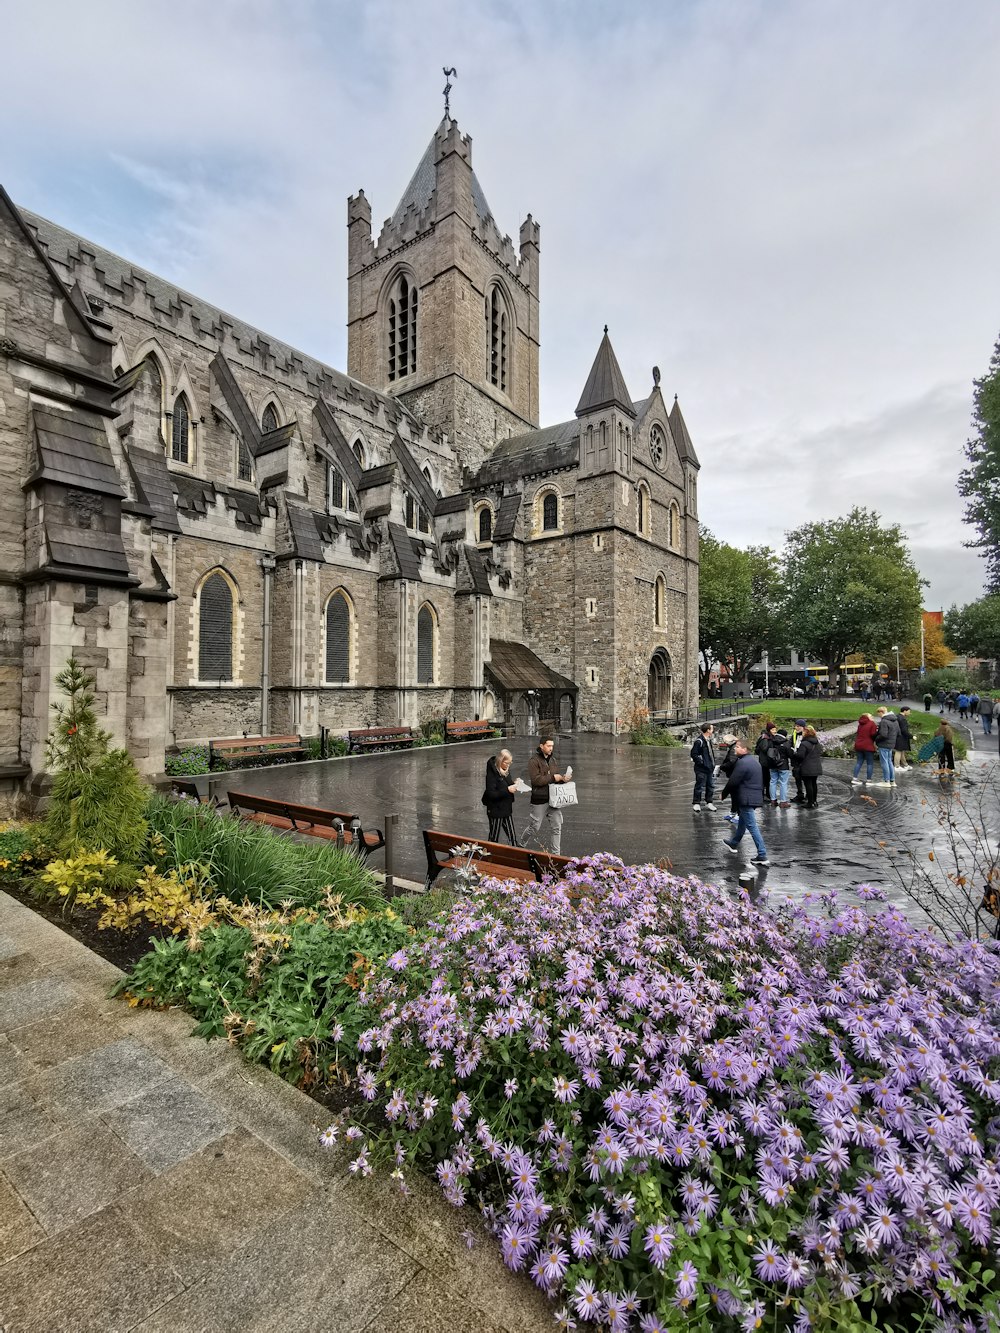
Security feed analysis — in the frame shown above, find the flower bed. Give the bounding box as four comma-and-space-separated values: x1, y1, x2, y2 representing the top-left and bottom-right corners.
328, 857, 1000, 1331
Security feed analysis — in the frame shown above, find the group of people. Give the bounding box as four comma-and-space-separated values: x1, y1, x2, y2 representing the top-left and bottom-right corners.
688, 719, 827, 867
930, 688, 998, 735
482, 739, 573, 853
850, 678, 901, 702
850, 705, 913, 785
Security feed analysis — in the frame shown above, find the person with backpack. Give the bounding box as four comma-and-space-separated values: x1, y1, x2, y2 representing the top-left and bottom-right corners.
957, 691, 970, 720
690, 722, 717, 813
873, 706, 900, 786
969, 692, 980, 718
923, 691, 933, 712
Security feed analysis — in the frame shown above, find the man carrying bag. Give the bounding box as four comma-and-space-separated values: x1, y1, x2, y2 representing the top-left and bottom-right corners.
524, 737, 573, 854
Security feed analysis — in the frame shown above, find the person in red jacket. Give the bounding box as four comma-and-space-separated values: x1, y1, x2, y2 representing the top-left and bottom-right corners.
851, 712, 878, 784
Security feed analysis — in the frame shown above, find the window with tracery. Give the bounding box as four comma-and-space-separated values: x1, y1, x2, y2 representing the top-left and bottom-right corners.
171, 394, 190, 464
486, 286, 508, 392
325, 591, 351, 683
388, 273, 417, 381
198, 572, 233, 680
237, 436, 254, 483
261, 403, 279, 435
417, 604, 436, 683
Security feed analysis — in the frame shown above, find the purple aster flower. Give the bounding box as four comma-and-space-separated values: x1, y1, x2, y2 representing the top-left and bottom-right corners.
553, 1075, 580, 1103
753, 1241, 788, 1282
643, 1220, 674, 1268
675, 1260, 698, 1300
541, 1242, 569, 1283
573, 1278, 602, 1322
639, 1316, 670, 1333
570, 1226, 595, 1258
500, 1222, 532, 1272
504, 1078, 518, 1099
605, 1223, 631, 1258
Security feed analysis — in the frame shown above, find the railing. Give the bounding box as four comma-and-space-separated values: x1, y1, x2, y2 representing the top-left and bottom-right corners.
647, 699, 754, 728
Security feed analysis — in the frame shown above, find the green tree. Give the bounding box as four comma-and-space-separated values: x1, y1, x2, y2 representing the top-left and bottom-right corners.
698, 528, 783, 689
782, 508, 922, 695
45, 657, 111, 773
944, 595, 1000, 682
957, 331, 1000, 590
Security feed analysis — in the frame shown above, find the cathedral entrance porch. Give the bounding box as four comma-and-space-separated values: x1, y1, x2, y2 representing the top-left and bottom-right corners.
647, 648, 672, 712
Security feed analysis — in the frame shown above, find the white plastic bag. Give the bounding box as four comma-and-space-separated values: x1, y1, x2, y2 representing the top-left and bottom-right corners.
549, 780, 578, 809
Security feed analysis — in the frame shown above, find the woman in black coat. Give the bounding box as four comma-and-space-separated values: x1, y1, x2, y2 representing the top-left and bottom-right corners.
483, 749, 519, 844
795, 726, 824, 807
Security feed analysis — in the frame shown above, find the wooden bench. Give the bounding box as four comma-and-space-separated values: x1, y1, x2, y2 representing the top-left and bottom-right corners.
347, 726, 416, 754
445, 720, 496, 743
423, 829, 576, 891
209, 735, 306, 770
227, 790, 385, 862
170, 778, 216, 804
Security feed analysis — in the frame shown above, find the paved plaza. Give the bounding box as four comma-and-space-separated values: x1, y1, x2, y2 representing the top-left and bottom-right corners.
211, 715, 995, 911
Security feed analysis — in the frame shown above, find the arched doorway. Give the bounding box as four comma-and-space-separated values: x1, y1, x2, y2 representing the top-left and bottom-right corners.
647, 649, 672, 712
559, 693, 575, 732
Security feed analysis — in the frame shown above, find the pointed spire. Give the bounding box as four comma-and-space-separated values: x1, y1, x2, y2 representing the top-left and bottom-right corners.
389, 118, 494, 229
575, 328, 635, 419
668, 395, 700, 467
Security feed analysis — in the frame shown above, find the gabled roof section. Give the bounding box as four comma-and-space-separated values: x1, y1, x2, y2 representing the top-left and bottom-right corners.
391, 433, 439, 515
210, 353, 262, 452
286, 501, 326, 561
386, 521, 425, 581
0, 186, 111, 347
492, 492, 521, 541
462, 545, 492, 597
28, 407, 123, 496
256, 421, 296, 457
575, 328, 635, 419
391, 117, 495, 229
669, 396, 700, 468
313, 400, 363, 491
487, 640, 577, 692
44, 523, 132, 578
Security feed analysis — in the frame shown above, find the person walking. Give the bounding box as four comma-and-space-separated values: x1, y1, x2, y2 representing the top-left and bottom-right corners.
937, 688, 947, 713
969, 691, 980, 719
768, 728, 793, 807
797, 726, 824, 806
981, 697, 994, 736
690, 722, 717, 812
482, 748, 519, 845
895, 705, 913, 772
524, 738, 572, 854
923, 691, 933, 712
850, 712, 878, 784
873, 706, 900, 786
957, 691, 970, 720
936, 718, 956, 772
789, 719, 808, 803
720, 739, 769, 865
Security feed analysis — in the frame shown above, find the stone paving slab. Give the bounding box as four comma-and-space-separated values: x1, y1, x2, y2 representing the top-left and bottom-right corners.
103, 1072, 236, 1174
2, 1119, 153, 1235
0, 890, 554, 1332
132, 1191, 419, 1333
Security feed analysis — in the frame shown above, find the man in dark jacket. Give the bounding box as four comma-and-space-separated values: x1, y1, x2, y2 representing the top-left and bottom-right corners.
523, 738, 571, 853
894, 706, 912, 772
720, 740, 769, 866
789, 719, 808, 803
690, 722, 717, 812
754, 724, 776, 796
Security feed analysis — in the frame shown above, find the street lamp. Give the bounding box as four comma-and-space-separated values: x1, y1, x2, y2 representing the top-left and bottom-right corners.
892, 644, 900, 688
763, 650, 769, 697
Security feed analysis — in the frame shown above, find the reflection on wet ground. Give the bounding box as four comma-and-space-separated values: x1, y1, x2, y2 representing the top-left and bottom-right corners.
211, 731, 999, 922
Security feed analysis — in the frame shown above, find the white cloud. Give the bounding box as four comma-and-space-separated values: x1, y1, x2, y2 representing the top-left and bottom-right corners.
3, 0, 999, 610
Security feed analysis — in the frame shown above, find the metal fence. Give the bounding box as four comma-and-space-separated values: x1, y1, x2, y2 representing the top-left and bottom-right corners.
648, 699, 754, 729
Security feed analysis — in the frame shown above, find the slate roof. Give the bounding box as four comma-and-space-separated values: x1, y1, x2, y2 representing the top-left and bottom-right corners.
173, 474, 216, 515
391, 433, 440, 515
313, 400, 362, 489
575, 329, 635, 418
487, 640, 577, 692
44, 523, 131, 577
257, 422, 296, 457
386, 522, 425, 581
127, 447, 181, 533
463, 545, 492, 597
210, 353, 262, 451
435, 492, 468, 516
21, 207, 416, 426
357, 463, 394, 492
492, 492, 521, 541
391, 118, 495, 229
29, 408, 124, 497
472, 418, 580, 485
286, 502, 325, 561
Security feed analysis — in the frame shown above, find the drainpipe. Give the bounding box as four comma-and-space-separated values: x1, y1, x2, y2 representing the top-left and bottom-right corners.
259, 554, 276, 733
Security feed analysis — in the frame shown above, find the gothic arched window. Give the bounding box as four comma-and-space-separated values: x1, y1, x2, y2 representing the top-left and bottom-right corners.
543, 492, 559, 532
637, 483, 651, 538
325, 590, 352, 684
352, 440, 365, 469
486, 285, 509, 393
171, 394, 190, 464
198, 571, 234, 681
417, 604, 436, 683
236, 436, 254, 483
654, 574, 666, 628
388, 273, 417, 382
669, 501, 681, 550
261, 403, 279, 435
478, 505, 492, 543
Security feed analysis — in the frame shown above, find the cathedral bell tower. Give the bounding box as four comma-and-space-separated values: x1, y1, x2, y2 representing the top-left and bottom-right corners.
346, 116, 539, 473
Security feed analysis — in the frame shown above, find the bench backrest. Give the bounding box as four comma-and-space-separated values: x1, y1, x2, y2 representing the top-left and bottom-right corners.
212, 735, 301, 751
446, 721, 493, 735
423, 829, 576, 883
227, 790, 356, 827
348, 727, 413, 739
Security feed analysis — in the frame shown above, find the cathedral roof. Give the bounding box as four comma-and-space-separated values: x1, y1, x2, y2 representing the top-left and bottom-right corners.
390, 117, 495, 228
575, 328, 636, 419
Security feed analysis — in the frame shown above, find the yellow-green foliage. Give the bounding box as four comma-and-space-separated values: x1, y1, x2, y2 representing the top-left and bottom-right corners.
39, 850, 118, 913
40, 852, 216, 935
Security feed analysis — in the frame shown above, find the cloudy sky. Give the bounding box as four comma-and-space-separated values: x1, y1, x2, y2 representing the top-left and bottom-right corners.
4, 0, 998, 610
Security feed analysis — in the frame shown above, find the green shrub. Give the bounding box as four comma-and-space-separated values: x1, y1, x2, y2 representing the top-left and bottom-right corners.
115, 903, 410, 1087
164, 747, 211, 776
630, 724, 681, 747
388, 887, 456, 929
146, 796, 383, 911
0, 822, 44, 885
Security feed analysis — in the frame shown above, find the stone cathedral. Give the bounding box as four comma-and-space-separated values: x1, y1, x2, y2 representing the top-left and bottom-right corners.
0, 113, 700, 791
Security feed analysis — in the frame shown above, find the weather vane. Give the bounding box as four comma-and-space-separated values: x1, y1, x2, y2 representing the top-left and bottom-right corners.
443, 66, 457, 118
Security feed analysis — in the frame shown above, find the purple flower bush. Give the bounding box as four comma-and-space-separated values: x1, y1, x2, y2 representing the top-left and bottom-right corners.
323, 856, 1000, 1330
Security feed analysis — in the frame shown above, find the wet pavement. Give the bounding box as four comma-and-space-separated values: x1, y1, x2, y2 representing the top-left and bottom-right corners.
210, 717, 999, 922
